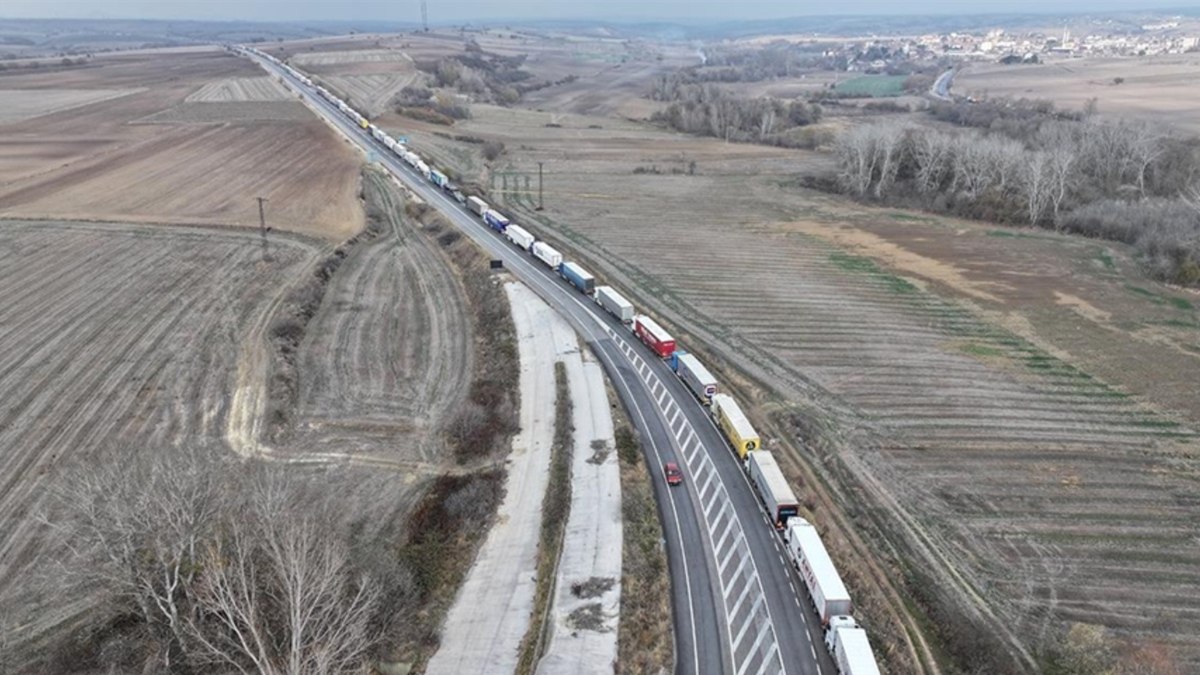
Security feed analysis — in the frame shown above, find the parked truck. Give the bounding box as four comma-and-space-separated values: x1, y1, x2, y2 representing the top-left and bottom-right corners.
505, 224, 535, 251
467, 196, 489, 217
670, 351, 717, 403
633, 315, 676, 358
430, 169, 450, 189
415, 161, 431, 180
825, 616, 881, 675
745, 451, 799, 529
559, 261, 595, 294
532, 241, 563, 269
784, 518, 852, 624
484, 209, 510, 233
594, 286, 634, 323
710, 393, 760, 458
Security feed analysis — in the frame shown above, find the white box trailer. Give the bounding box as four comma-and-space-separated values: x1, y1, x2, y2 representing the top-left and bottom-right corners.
415, 160, 431, 180
745, 451, 800, 528
505, 224, 535, 250
674, 352, 717, 403
784, 518, 852, 624
384, 137, 397, 151
825, 616, 881, 675
532, 241, 563, 269
594, 286, 634, 323
467, 196, 489, 216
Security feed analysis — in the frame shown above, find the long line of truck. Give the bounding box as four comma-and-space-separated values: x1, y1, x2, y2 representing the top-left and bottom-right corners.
242, 44, 880, 675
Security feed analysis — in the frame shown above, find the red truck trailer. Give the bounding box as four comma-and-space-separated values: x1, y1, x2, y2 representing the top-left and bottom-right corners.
634, 315, 676, 358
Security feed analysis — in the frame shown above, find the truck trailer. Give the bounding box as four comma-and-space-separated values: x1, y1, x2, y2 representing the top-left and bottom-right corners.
559, 262, 595, 294
825, 616, 881, 675
505, 224, 535, 251
633, 315, 676, 358
594, 286, 634, 323
483, 209, 510, 232
784, 518, 852, 625
467, 196, 489, 217
429, 169, 449, 189
745, 451, 800, 528
670, 351, 717, 403
532, 241, 563, 269
710, 394, 760, 458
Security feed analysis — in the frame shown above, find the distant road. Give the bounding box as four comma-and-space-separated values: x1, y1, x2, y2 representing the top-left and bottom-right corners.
931, 68, 957, 101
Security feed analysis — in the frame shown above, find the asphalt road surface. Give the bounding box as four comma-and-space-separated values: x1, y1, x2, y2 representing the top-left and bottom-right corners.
249, 51, 836, 675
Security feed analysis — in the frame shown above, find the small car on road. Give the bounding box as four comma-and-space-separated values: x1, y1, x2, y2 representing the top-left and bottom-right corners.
664, 462, 683, 486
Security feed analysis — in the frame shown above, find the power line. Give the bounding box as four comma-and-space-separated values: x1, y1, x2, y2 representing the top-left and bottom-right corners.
421, 0, 428, 32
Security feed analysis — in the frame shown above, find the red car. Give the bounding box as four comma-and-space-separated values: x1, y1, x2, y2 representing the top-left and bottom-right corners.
664, 462, 683, 486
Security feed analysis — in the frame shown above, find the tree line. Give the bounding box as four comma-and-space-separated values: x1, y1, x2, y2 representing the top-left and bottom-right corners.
649, 78, 822, 146
833, 115, 1200, 285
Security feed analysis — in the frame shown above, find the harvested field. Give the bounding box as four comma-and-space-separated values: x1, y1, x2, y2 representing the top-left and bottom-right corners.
0, 88, 144, 123
0, 218, 322, 629
0, 50, 362, 240
957, 56, 1200, 132
321, 72, 418, 117
185, 76, 292, 102
481, 129, 1200, 668
292, 48, 412, 66
286, 170, 474, 463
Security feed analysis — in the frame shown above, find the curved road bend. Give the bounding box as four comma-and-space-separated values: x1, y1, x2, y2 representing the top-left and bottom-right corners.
250, 52, 835, 675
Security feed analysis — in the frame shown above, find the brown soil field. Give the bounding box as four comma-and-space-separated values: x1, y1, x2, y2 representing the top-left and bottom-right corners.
957, 56, 1200, 132
401, 93, 1200, 668
321, 71, 418, 117
0, 218, 323, 631
286, 171, 474, 464
0, 87, 145, 123
185, 76, 292, 102
0, 50, 362, 240
292, 48, 412, 66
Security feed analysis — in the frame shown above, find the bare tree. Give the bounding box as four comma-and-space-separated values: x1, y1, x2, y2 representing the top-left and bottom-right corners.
1021, 151, 1053, 225
871, 123, 907, 199
911, 129, 956, 194
1127, 121, 1166, 197
836, 125, 879, 197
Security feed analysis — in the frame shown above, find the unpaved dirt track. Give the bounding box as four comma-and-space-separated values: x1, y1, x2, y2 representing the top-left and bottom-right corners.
288, 172, 474, 462
0, 219, 321, 613
501, 168, 1200, 667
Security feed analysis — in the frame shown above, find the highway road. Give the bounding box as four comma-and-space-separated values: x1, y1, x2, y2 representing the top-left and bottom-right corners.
248, 50, 836, 675
932, 68, 957, 100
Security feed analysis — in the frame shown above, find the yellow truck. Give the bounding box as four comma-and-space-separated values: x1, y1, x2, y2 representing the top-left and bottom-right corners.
711, 393, 760, 458
358, 118, 369, 130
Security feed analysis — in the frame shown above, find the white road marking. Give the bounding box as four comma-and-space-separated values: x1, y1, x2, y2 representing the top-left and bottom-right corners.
737, 620, 774, 675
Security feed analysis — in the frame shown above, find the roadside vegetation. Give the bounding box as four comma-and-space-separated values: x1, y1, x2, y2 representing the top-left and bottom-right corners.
516, 362, 574, 674
830, 107, 1200, 285
613, 424, 674, 674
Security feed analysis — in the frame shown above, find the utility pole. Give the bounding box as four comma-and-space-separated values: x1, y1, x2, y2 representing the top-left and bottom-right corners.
537, 161, 544, 211
421, 0, 429, 32
256, 196, 269, 260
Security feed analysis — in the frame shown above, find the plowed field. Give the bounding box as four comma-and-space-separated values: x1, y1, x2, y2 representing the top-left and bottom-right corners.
0, 50, 362, 240
0, 219, 321, 615
492, 141, 1200, 667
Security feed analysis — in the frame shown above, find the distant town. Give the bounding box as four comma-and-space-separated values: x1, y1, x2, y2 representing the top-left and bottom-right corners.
830, 20, 1200, 70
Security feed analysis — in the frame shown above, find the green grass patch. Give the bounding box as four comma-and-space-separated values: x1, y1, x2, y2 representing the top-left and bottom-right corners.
829, 251, 880, 274
833, 74, 907, 97
888, 212, 924, 222
1094, 247, 1117, 272
960, 343, 1005, 358
1169, 296, 1194, 311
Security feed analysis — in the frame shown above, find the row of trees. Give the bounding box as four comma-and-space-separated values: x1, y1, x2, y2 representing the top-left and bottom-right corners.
650, 81, 822, 145
833, 117, 1200, 284
16, 448, 416, 673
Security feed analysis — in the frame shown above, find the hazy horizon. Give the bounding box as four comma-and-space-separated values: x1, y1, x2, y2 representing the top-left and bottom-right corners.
3, 0, 1200, 24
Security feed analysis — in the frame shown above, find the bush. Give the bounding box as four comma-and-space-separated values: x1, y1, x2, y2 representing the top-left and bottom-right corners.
482, 140, 505, 161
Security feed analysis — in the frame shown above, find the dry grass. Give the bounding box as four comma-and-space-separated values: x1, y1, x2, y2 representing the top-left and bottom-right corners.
0, 88, 145, 123
614, 424, 673, 675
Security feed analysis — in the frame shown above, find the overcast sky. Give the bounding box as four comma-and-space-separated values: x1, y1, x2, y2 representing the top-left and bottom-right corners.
2, 0, 1197, 22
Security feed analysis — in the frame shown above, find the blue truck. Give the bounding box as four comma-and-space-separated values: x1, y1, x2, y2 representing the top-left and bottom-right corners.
559, 261, 595, 294
483, 209, 510, 233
